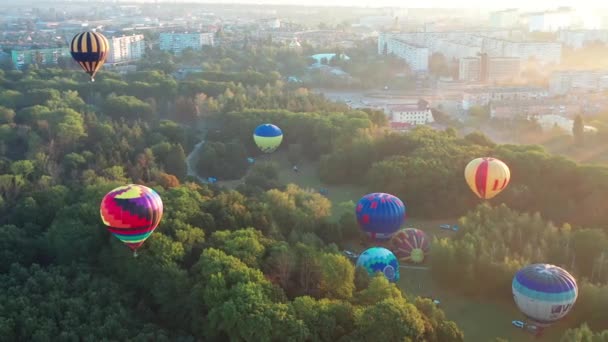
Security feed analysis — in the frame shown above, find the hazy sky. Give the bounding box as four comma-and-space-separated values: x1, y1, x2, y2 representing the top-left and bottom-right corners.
168, 0, 606, 10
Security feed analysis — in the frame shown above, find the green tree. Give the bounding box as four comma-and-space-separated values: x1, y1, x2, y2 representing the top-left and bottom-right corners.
319, 253, 355, 299
352, 297, 426, 341
164, 144, 187, 179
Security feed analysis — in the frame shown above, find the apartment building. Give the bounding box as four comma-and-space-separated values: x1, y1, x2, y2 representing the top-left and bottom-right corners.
549, 70, 608, 95
527, 9, 573, 32
459, 57, 481, 82
462, 86, 549, 110
482, 37, 562, 65
11, 47, 70, 69
386, 104, 434, 126
558, 29, 608, 49
490, 9, 519, 28
378, 36, 429, 72
159, 32, 214, 54
106, 34, 145, 64
459, 55, 520, 83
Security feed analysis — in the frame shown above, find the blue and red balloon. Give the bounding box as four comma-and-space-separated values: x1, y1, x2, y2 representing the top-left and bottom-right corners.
356, 192, 406, 240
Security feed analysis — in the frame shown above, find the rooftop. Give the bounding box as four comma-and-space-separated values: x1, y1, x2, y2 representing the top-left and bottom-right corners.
393, 38, 426, 49
387, 104, 430, 111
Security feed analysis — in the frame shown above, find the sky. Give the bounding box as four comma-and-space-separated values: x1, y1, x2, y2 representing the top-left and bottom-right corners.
147, 0, 607, 10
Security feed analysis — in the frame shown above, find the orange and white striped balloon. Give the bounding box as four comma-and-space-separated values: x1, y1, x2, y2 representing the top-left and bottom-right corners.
464, 157, 510, 200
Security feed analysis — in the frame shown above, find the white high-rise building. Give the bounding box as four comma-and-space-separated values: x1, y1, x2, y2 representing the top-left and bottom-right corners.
459, 55, 520, 83
528, 9, 573, 32
549, 70, 608, 95
159, 32, 215, 55
106, 34, 145, 64
387, 104, 434, 125
378, 35, 429, 72
558, 30, 608, 49
459, 57, 481, 82
482, 37, 562, 65
490, 9, 519, 28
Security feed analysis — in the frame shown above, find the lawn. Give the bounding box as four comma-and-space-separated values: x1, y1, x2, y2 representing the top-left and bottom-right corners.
213, 152, 571, 341
340, 217, 570, 342
217, 151, 367, 220
397, 268, 569, 342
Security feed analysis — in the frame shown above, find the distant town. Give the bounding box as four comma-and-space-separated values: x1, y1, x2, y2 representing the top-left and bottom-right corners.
2, 2, 608, 138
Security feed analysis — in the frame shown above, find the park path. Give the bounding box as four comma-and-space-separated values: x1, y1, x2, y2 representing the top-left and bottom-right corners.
185, 139, 208, 183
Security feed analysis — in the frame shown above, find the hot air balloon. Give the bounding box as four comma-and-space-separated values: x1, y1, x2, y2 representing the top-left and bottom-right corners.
464, 157, 510, 200
390, 228, 430, 263
70, 31, 109, 82
356, 193, 406, 240
253, 124, 283, 153
356, 247, 400, 282
512, 264, 578, 328
100, 184, 163, 256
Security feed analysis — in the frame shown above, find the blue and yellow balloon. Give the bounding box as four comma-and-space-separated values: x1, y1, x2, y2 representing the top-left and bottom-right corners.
253, 124, 283, 153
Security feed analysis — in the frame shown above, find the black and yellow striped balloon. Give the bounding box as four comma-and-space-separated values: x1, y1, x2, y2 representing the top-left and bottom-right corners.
70, 31, 109, 82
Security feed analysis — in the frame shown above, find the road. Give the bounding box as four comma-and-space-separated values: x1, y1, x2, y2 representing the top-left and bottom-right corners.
185, 140, 208, 183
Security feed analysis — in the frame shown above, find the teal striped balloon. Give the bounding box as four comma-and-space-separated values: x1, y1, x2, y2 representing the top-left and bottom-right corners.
356, 247, 400, 282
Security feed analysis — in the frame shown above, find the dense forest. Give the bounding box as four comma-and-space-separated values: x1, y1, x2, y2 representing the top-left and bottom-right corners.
1, 41, 608, 341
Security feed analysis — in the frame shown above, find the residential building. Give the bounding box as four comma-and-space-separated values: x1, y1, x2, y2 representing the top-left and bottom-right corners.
486, 56, 521, 82
558, 29, 608, 49
106, 34, 145, 64
462, 86, 548, 110
11, 47, 70, 69
378, 35, 429, 72
459, 55, 521, 83
527, 8, 573, 32
490, 9, 519, 28
159, 32, 214, 54
487, 96, 608, 119
533, 114, 597, 134
386, 103, 434, 126
549, 70, 608, 95
459, 57, 481, 82
482, 37, 562, 64
258, 18, 281, 29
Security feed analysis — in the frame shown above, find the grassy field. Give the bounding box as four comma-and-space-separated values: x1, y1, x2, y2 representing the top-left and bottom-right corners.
398, 268, 569, 342
340, 217, 570, 342
214, 153, 570, 341
216, 151, 366, 219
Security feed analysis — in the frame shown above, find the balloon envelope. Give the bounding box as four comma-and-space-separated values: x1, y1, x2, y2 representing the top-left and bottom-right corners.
464, 157, 510, 200
356, 247, 400, 282
512, 263, 578, 327
253, 124, 283, 153
70, 31, 109, 81
356, 193, 406, 240
100, 184, 163, 252
390, 228, 430, 263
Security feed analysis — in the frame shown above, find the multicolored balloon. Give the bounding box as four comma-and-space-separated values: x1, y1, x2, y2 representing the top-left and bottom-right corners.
464, 157, 510, 200
356, 193, 406, 240
356, 247, 400, 282
389, 228, 430, 263
100, 184, 163, 255
512, 263, 578, 327
70, 31, 109, 82
253, 124, 283, 153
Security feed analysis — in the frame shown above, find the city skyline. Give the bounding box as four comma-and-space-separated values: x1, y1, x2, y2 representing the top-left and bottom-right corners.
7, 0, 608, 10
